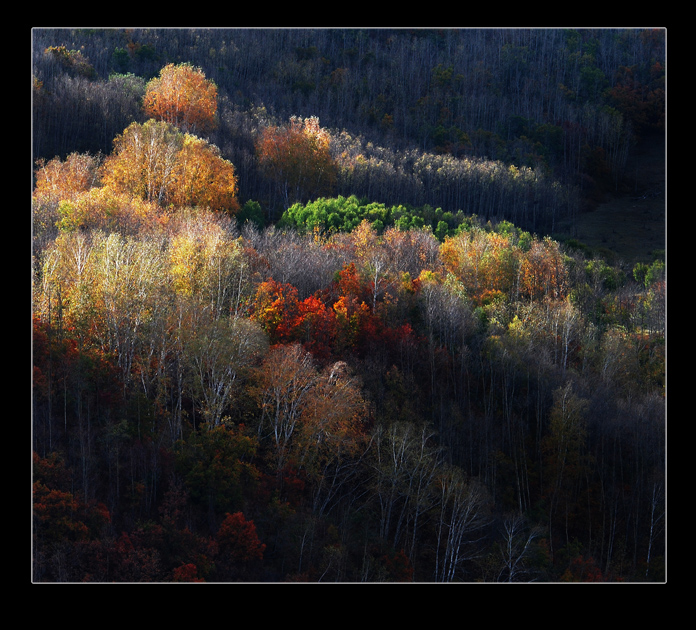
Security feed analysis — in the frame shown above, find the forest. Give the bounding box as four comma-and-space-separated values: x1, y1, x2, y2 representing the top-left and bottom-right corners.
31, 27, 666, 583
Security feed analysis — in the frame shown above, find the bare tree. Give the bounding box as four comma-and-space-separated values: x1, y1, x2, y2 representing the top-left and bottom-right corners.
496, 513, 543, 582
184, 314, 267, 428
434, 467, 491, 582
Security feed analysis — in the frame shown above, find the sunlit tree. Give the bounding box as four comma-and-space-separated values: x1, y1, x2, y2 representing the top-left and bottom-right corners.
257, 116, 338, 210
143, 63, 218, 135
100, 120, 240, 213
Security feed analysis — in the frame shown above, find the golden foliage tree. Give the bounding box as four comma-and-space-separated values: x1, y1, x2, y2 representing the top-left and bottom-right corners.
54, 188, 165, 235
142, 63, 218, 135
441, 229, 520, 305
169, 135, 240, 213
100, 120, 240, 214
33, 152, 104, 248
100, 120, 182, 206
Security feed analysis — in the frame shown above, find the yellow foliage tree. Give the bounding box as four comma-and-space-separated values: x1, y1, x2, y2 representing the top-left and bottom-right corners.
168, 211, 249, 317
55, 188, 165, 235
441, 229, 519, 305
33, 152, 103, 247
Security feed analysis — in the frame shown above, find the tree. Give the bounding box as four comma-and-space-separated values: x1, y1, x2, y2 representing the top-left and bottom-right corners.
215, 511, 266, 580
441, 228, 520, 305
33, 452, 111, 581
168, 210, 251, 317
143, 63, 218, 135
42, 45, 96, 78
371, 422, 443, 555
172, 563, 206, 582
252, 343, 367, 504
89, 232, 168, 394
101, 119, 183, 206
495, 513, 543, 582
37, 230, 99, 342
34, 152, 101, 202
253, 343, 318, 478
177, 425, 260, 518
100, 120, 240, 213
53, 187, 164, 236
434, 467, 491, 582
518, 236, 567, 302
295, 359, 368, 516
33, 152, 103, 249
256, 116, 338, 211
249, 279, 301, 346
183, 315, 268, 428
542, 382, 589, 559
168, 134, 240, 213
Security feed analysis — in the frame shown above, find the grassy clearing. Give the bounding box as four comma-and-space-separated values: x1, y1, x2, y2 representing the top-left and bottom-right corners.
558, 134, 665, 265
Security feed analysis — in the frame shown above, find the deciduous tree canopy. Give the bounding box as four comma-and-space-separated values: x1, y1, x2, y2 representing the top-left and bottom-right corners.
143, 62, 218, 135
99, 119, 240, 214
32, 27, 665, 583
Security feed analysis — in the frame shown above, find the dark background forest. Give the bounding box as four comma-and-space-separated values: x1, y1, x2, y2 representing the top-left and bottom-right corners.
32, 27, 666, 582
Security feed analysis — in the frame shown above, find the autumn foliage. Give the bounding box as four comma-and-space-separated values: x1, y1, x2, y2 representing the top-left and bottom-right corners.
99, 119, 240, 213
441, 224, 567, 305
32, 31, 665, 583
256, 116, 338, 208
32, 198, 665, 581
34, 152, 100, 202
143, 63, 218, 134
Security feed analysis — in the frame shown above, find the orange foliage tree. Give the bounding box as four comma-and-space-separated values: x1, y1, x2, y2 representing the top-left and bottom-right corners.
441, 227, 567, 305
252, 343, 368, 491
143, 63, 218, 135
33, 152, 105, 245
256, 116, 338, 209
249, 279, 302, 345
249, 278, 338, 360
34, 152, 101, 202
518, 237, 567, 302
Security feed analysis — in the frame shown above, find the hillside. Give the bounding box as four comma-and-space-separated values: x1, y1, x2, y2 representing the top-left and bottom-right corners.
32, 28, 666, 583
569, 132, 665, 264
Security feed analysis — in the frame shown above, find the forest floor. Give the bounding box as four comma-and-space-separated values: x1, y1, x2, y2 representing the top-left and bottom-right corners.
570, 132, 666, 265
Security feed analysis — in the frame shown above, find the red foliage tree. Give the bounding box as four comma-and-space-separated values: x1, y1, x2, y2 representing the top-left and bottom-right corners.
172, 563, 206, 582
295, 294, 337, 361
216, 511, 266, 563
214, 511, 266, 580
560, 555, 609, 582
383, 549, 415, 582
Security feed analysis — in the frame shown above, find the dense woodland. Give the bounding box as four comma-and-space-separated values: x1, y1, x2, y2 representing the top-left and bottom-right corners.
32, 27, 665, 582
